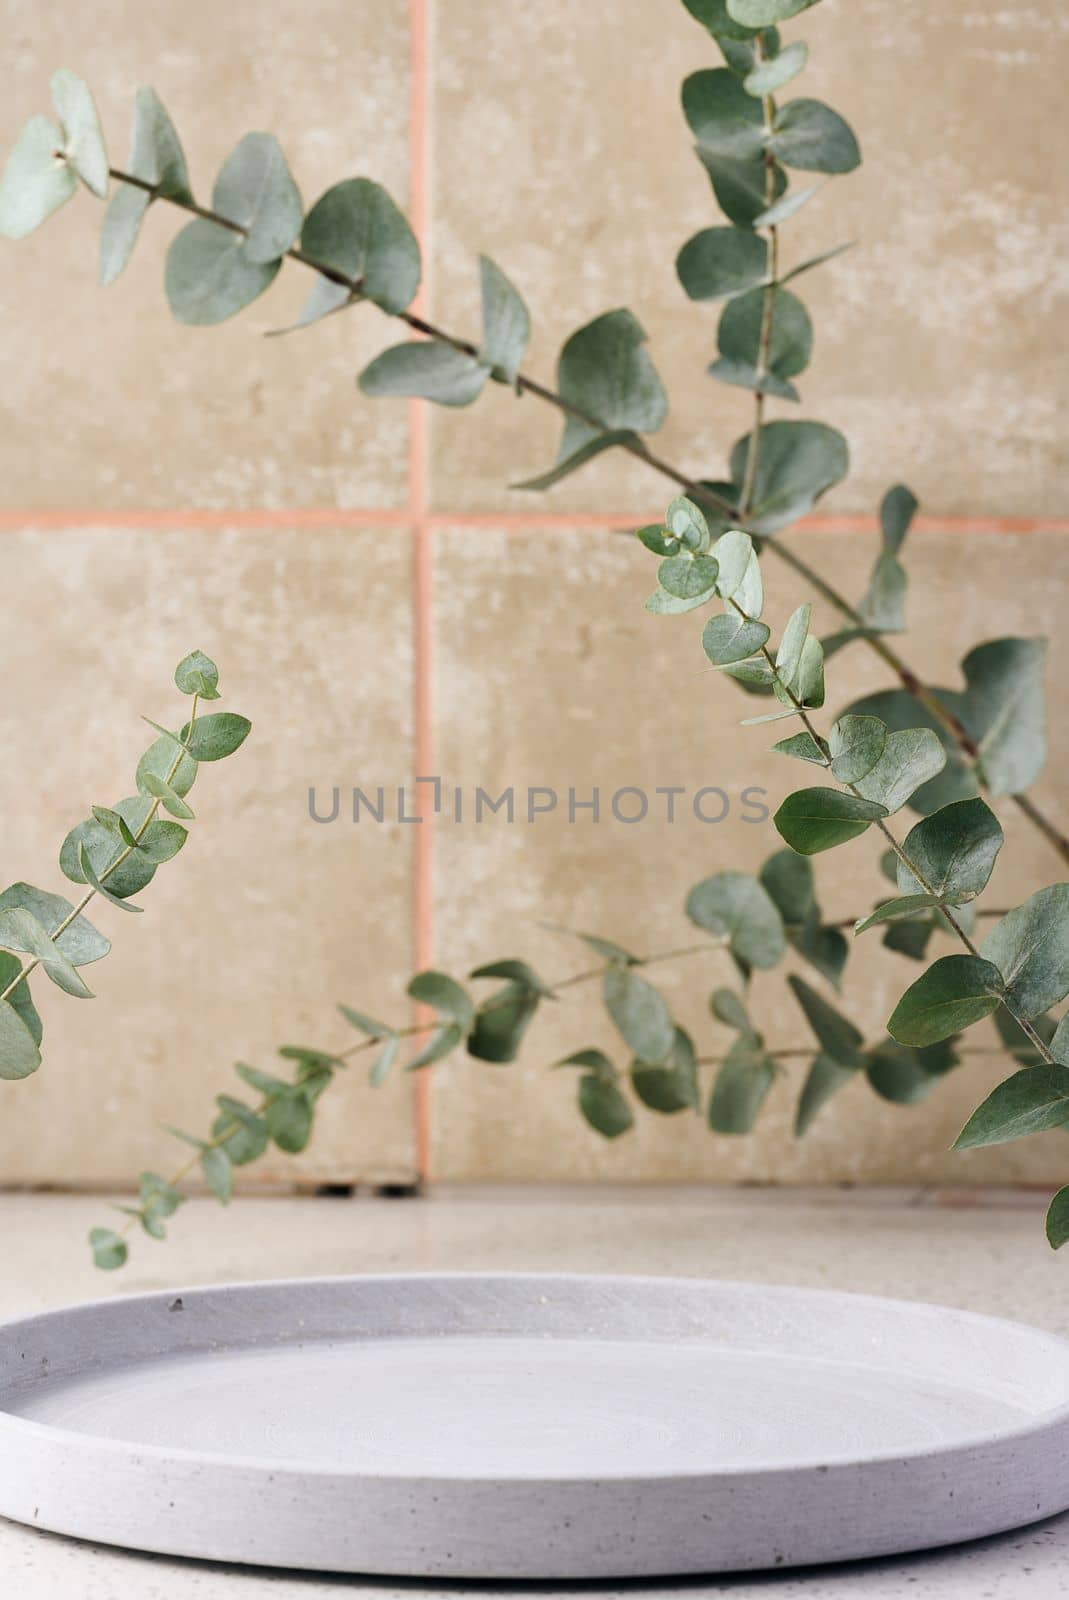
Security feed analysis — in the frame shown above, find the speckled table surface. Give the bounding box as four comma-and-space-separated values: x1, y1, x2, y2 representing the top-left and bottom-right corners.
2, 1185, 1068, 1598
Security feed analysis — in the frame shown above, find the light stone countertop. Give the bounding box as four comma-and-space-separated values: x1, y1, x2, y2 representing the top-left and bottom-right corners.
2, 1185, 1068, 1598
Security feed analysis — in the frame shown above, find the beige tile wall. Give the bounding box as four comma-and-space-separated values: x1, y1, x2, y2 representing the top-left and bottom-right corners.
0, 0, 1065, 1190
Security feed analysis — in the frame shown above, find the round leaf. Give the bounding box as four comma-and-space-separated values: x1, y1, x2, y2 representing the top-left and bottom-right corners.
686, 872, 786, 969
165, 218, 281, 326
887, 955, 1004, 1047
677, 227, 768, 302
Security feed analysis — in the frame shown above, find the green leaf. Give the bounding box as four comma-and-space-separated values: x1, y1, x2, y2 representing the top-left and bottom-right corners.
711, 987, 756, 1035
686, 872, 786, 969
136, 733, 198, 799
722, 658, 776, 688
470, 958, 552, 993
78, 844, 143, 914
0, 907, 93, 999
658, 553, 720, 599
962, 637, 1047, 798
369, 1034, 400, 1087
182, 712, 251, 762
50, 71, 108, 198
729, 420, 848, 533
515, 429, 642, 492
828, 714, 887, 785
879, 484, 918, 552
100, 88, 192, 286
89, 1226, 128, 1271
774, 787, 886, 855
174, 649, 221, 700
677, 227, 768, 302
665, 495, 711, 551
0, 883, 109, 967
359, 341, 489, 407
866, 1038, 959, 1105
554, 309, 668, 461
773, 633, 825, 711
728, 0, 820, 21
981, 886, 1069, 1020
713, 529, 763, 617
299, 177, 420, 315
407, 970, 475, 1030
544, 925, 639, 966
896, 798, 1003, 903
212, 132, 302, 264
770, 99, 861, 174
694, 146, 787, 231
883, 917, 937, 962
265, 1092, 314, 1155
854, 894, 944, 935
852, 728, 947, 815
557, 1048, 616, 1075
682, 68, 765, 162
631, 1027, 700, 1114
775, 603, 811, 685
212, 1096, 269, 1165
1046, 1188, 1069, 1250
338, 1004, 392, 1037
758, 850, 847, 988
955, 1064, 1069, 1150
858, 485, 917, 633
753, 183, 821, 227
0, 994, 42, 1080
407, 1023, 465, 1071
578, 1073, 634, 1139
744, 40, 808, 95
60, 813, 155, 898
771, 730, 827, 765
602, 966, 675, 1063
787, 974, 864, 1066
166, 215, 281, 326
467, 983, 540, 1064
795, 1052, 856, 1135
479, 255, 529, 384
200, 1144, 233, 1202
711, 286, 812, 399
888, 954, 1004, 1047
141, 771, 195, 820
0, 116, 77, 239
636, 523, 679, 558
0, 952, 42, 1049
834, 688, 971, 816
91, 806, 140, 851
682, 0, 761, 41
709, 1036, 776, 1133
701, 611, 771, 665
139, 1170, 184, 1229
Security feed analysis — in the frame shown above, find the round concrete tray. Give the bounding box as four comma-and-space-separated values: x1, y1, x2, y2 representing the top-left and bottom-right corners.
0, 1273, 1067, 1577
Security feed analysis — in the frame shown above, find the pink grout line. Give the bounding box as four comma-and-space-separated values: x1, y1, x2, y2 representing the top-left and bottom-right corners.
408, 0, 434, 1184
0, 508, 1067, 534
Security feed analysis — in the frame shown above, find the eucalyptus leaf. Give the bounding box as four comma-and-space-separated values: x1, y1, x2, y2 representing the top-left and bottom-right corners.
182, 712, 251, 762
359, 341, 489, 407
795, 1051, 856, 1135
136, 733, 198, 798
467, 983, 540, 1063
89, 1227, 128, 1271
709, 1036, 776, 1133
774, 788, 887, 855
954, 1064, 1069, 1150
200, 1144, 233, 1202
854, 894, 944, 935
212, 1096, 269, 1165
1046, 1188, 1069, 1250
141, 771, 195, 820
744, 41, 808, 96
682, 0, 761, 41
962, 637, 1047, 797
658, 553, 720, 599
770, 99, 861, 175
553, 309, 668, 461
407, 970, 475, 1030
787, 975, 864, 1066
0, 116, 77, 239
713, 529, 763, 617
888, 954, 1004, 1047
299, 177, 420, 315
728, 0, 820, 21
265, 1092, 314, 1155
0, 883, 109, 966
729, 420, 848, 533
631, 1026, 700, 1113
702, 611, 771, 665
578, 1073, 634, 1139
100, 87, 192, 286
602, 966, 675, 1063
711, 987, 756, 1035
211, 132, 302, 264
166, 217, 280, 326
479, 254, 530, 384
828, 714, 887, 785
0, 993, 42, 1080
853, 728, 947, 815
712, 287, 812, 397
776, 604, 811, 684
981, 886, 1069, 1020
677, 227, 768, 302
50, 70, 108, 198
865, 1037, 959, 1105
694, 146, 787, 231
686, 871, 786, 970
896, 798, 1003, 902
0, 906, 93, 999
682, 69, 766, 162
78, 844, 143, 913
174, 649, 220, 700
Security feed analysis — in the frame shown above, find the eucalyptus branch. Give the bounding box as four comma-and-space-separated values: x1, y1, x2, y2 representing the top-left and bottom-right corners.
0, 652, 250, 1084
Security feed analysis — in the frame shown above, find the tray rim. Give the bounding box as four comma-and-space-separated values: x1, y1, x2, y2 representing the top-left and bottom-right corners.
2, 1270, 1068, 1487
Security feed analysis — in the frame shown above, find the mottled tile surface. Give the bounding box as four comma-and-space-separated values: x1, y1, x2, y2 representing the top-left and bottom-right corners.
0, 0, 412, 508
0, 526, 416, 1184
428, 0, 1069, 516
430, 525, 1069, 1182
